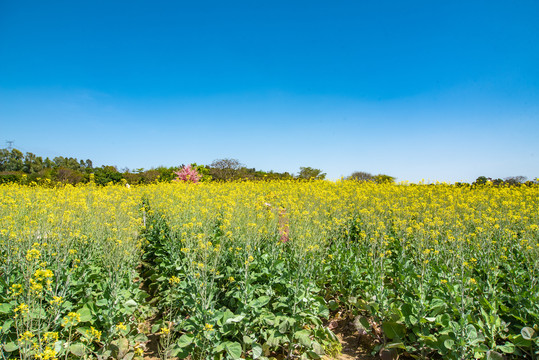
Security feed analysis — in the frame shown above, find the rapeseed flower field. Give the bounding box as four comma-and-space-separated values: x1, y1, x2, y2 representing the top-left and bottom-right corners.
1, 181, 538, 359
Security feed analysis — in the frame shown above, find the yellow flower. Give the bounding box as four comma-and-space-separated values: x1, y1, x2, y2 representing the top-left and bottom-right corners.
13, 303, 29, 317
86, 326, 102, 341
49, 296, 63, 305
43, 332, 59, 343
62, 312, 81, 327
26, 248, 41, 261
134, 346, 144, 356
36, 346, 57, 360
9, 283, 23, 297
18, 331, 35, 342
116, 322, 128, 331
204, 323, 214, 332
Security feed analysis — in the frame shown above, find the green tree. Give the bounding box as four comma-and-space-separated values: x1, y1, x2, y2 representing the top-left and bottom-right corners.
373, 174, 395, 184
4, 149, 24, 171
297, 167, 326, 180
23, 152, 44, 174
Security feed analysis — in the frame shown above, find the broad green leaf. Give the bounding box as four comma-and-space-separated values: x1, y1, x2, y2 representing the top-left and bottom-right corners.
118, 337, 130, 358
510, 334, 532, 348
486, 350, 504, 360
294, 329, 312, 347
124, 299, 137, 308
250, 296, 271, 308
466, 324, 478, 340
77, 306, 92, 322
1, 319, 13, 334
69, 343, 86, 357
312, 341, 325, 355
521, 327, 535, 340
177, 334, 194, 348
0, 303, 12, 314
96, 299, 108, 307
225, 341, 242, 360
169, 346, 189, 359
3, 342, 18, 352
496, 342, 515, 354
252, 343, 263, 359
444, 339, 455, 350
382, 321, 406, 339
224, 314, 245, 324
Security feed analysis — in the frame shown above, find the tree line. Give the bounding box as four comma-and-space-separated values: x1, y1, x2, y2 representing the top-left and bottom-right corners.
3, 148, 532, 186
0, 149, 332, 185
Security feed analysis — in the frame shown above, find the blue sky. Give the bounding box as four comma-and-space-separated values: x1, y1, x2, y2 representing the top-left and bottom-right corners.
1, 0, 538, 182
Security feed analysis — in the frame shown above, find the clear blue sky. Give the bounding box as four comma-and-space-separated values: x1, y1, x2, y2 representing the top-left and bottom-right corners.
1, 0, 538, 182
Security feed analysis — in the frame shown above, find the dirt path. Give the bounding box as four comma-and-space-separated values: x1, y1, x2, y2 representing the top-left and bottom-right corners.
327, 317, 377, 360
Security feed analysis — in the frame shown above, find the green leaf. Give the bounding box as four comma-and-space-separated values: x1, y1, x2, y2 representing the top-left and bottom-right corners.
69, 343, 86, 357
521, 327, 535, 340
444, 339, 455, 350
169, 346, 189, 359
1, 319, 13, 334
29, 306, 47, 319
95, 299, 108, 307
0, 303, 12, 314
294, 329, 312, 347
224, 314, 245, 324
250, 296, 271, 308
3, 342, 18, 352
77, 305, 92, 322
486, 350, 504, 360
252, 343, 263, 359
466, 324, 478, 340
386, 342, 406, 350
117, 337, 130, 359
496, 342, 515, 354
124, 299, 137, 308
312, 341, 325, 355
306, 350, 321, 359
177, 334, 194, 348
510, 334, 532, 348
382, 321, 406, 340
225, 341, 242, 360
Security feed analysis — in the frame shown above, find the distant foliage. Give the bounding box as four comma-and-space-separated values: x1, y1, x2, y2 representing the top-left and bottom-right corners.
297, 166, 326, 180
348, 171, 375, 182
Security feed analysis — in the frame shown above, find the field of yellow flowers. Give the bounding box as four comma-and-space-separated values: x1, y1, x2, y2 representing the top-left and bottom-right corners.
1, 181, 538, 360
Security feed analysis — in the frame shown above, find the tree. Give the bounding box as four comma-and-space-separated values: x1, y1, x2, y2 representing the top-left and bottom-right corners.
23, 152, 44, 174
4, 149, 24, 171
473, 176, 488, 186
504, 176, 527, 186
209, 158, 243, 181
373, 174, 395, 184
93, 166, 123, 185
348, 171, 374, 182
297, 167, 326, 180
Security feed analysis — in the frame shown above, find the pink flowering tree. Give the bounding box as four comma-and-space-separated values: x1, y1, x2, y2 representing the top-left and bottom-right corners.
173, 164, 202, 183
